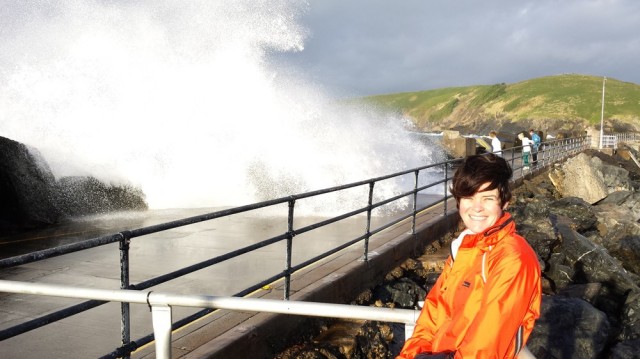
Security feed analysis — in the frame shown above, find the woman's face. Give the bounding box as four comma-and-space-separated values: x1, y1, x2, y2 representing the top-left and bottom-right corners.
458, 182, 506, 234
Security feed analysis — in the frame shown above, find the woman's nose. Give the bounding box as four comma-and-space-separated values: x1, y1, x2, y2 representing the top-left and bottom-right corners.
471, 198, 484, 211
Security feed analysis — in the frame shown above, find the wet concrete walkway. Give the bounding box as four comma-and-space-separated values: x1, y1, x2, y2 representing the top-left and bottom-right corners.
0, 194, 454, 358
140, 201, 459, 359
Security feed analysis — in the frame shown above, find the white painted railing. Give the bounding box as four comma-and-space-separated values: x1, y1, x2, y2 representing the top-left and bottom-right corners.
601, 135, 617, 149
0, 279, 418, 359
0, 279, 537, 358
615, 132, 640, 143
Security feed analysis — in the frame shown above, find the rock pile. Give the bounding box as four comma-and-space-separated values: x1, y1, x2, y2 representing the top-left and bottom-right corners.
275, 146, 640, 359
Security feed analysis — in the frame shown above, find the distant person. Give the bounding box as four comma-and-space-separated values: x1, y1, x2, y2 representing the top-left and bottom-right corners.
518, 132, 531, 170
529, 129, 541, 166
537, 130, 545, 152
489, 131, 502, 157
397, 153, 542, 359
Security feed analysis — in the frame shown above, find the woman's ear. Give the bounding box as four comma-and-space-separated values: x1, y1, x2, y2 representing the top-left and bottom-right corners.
502, 202, 509, 210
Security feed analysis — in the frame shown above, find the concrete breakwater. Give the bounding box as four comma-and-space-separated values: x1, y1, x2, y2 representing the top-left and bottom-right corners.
274, 147, 640, 359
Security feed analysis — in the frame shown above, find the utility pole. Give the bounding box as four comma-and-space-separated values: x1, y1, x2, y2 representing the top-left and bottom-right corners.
599, 76, 606, 149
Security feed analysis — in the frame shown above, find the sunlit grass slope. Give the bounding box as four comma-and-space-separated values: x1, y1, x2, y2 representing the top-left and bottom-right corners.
363, 74, 640, 129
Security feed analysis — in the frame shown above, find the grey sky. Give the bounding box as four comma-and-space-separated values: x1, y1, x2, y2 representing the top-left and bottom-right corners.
270, 0, 640, 98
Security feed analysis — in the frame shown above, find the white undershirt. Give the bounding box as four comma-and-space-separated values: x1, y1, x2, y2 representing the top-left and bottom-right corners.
451, 229, 473, 260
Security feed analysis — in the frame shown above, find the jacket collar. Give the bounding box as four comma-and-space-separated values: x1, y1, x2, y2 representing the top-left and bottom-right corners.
457, 212, 515, 251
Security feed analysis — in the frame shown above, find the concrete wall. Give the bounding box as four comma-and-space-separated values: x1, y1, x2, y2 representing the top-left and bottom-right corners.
442, 130, 477, 158
585, 128, 600, 148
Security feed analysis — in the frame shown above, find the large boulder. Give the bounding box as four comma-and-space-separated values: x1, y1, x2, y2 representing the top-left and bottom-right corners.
549, 197, 598, 232
619, 289, 640, 341
590, 191, 640, 280
610, 338, 640, 359
1, 136, 148, 232
549, 152, 631, 204
527, 295, 611, 359
0, 136, 61, 230
555, 222, 639, 296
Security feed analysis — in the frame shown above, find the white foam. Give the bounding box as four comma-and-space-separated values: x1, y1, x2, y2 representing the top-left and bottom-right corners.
0, 0, 443, 212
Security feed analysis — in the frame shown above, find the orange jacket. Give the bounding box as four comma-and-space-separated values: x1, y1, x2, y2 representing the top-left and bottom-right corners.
398, 213, 542, 359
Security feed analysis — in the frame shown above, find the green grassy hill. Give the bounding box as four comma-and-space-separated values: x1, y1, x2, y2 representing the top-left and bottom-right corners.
361, 74, 640, 134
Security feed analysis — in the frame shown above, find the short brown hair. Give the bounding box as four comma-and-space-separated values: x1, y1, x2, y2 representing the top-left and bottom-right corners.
450, 153, 513, 206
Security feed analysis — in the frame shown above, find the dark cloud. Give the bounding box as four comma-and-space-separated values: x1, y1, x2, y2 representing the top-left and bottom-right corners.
270, 0, 640, 97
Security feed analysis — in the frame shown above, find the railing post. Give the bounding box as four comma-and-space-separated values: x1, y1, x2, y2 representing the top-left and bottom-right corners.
150, 303, 172, 359
510, 145, 516, 173
443, 163, 448, 216
565, 138, 576, 158
557, 139, 561, 161
285, 198, 295, 300
364, 182, 374, 261
412, 171, 419, 235
569, 138, 576, 155
119, 231, 131, 358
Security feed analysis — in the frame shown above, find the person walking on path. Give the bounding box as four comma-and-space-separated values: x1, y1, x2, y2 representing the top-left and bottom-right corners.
529, 129, 541, 167
397, 153, 542, 359
518, 132, 532, 170
489, 131, 502, 157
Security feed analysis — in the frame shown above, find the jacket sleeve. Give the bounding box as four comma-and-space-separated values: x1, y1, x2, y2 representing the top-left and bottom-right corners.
397, 258, 452, 359
455, 247, 541, 358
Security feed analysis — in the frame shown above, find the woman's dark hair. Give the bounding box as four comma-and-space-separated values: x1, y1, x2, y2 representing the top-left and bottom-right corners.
450, 153, 513, 206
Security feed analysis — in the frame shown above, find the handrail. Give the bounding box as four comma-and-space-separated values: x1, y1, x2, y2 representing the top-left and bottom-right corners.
0, 134, 595, 357
0, 279, 418, 359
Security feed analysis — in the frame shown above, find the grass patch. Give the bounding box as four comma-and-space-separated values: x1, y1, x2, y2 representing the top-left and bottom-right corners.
359, 74, 640, 127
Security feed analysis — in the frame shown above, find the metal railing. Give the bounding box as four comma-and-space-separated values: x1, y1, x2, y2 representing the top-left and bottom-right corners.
0, 135, 593, 358
0, 279, 418, 359
610, 132, 640, 146
497, 135, 590, 177
601, 135, 618, 149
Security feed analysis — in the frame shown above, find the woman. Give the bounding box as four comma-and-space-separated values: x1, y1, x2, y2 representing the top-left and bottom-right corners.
397, 153, 542, 359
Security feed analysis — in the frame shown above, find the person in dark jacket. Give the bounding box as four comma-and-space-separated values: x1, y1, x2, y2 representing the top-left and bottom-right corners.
529, 129, 541, 167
